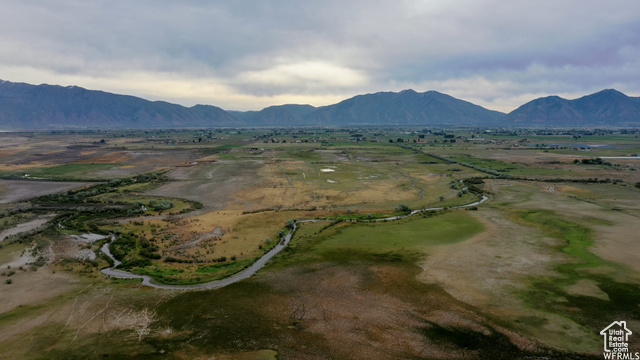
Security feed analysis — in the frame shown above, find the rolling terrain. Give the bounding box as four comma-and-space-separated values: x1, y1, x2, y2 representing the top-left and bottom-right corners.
0, 128, 639, 359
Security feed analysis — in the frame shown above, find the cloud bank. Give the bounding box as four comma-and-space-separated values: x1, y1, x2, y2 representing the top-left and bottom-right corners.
1, 0, 639, 111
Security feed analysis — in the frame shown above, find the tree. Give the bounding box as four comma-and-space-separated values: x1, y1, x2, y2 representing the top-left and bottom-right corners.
286, 219, 296, 229
439, 195, 445, 201
396, 204, 411, 212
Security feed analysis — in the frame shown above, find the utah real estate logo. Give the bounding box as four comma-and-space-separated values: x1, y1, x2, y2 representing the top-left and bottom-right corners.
601, 321, 639, 359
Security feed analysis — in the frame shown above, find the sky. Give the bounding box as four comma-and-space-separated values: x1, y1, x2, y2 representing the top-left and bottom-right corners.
1, 0, 639, 112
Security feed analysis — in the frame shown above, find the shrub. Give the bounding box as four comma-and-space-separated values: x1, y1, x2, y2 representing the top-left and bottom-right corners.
150, 200, 174, 211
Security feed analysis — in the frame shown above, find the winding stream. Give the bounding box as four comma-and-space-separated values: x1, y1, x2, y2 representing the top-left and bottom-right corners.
100, 195, 489, 290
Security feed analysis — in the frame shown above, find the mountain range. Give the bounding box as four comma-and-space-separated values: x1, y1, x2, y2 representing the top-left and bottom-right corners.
505, 89, 640, 127
0, 80, 237, 129
1, 79, 639, 129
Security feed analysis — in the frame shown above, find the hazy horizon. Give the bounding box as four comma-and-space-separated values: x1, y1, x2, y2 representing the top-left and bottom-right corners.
1, 1, 639, 112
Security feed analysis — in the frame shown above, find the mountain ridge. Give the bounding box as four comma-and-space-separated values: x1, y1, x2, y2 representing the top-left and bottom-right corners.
1, 79, 639, 129
0, 80, 240, 129
505, 89, 640, 126
305, 89, 505, 126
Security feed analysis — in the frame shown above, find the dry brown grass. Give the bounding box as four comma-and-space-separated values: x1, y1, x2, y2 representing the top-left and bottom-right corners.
0, 180, 89, 203
0, 266, 80, 316
416, 204, 600, 352
259, 264, 441, 359
499, 181, 640, 277
76, 151, 133, 164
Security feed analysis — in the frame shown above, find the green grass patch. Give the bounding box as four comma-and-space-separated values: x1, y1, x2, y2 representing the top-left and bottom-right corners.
314, 212, 483, 252
217, 152, 237, 160
274, 211, 485, 269
516, 210, 640, 336
522, 210, 605, 270
11, 163, 122, 180
132, 258, 255, 285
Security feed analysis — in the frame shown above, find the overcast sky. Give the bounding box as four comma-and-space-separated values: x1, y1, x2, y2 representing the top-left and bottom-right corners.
1, 1, 639, 112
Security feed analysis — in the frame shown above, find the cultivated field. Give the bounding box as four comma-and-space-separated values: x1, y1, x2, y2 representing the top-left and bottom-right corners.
0, 128, 639, 359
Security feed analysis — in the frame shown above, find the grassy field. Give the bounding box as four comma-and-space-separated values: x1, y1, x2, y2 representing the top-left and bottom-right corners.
0, 128, 639, 359
311, 211, 484, 253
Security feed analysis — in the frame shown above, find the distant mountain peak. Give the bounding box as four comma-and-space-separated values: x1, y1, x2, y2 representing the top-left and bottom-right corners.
0, 80, 240, 129
0, 80, 637, 128
305, 89, 505, 126
505, 88, 640, 126
598, 88, 625, 94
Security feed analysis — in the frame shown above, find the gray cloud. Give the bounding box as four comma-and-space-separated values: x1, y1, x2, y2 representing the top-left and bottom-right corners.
1, 0, 639, 111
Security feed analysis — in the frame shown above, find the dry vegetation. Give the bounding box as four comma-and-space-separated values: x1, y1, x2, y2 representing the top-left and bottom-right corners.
0, 128, 639, 359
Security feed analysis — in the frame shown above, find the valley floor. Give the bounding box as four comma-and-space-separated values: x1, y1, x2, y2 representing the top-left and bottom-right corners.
0, 128, 639, 359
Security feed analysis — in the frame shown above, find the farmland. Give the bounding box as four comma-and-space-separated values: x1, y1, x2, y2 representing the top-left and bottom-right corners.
0, 127, 639, 359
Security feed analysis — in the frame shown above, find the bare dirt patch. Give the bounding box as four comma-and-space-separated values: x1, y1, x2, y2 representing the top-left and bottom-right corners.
259, 264, 441, 359
418, 208, 560, 307
0, 215, 55, 241
417, 207, 599, 352
505, 181, 640, 276
0, 180, 89, 203
0, 266, 80, 315
565, 279, 610, 301
149, 161, 267, 210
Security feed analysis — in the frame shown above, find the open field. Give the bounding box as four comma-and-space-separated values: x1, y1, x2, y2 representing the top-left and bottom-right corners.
0, 180, 89, 203
0, 128, 639, 359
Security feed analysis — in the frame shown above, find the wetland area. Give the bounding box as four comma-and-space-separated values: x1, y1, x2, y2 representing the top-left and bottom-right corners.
0, 127, 639, 359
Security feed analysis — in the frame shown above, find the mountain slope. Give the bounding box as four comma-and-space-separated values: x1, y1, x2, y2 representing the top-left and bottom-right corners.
231, 104, 317, 126
0, 80, 240, 129
2, 79, 639, 128
306, 90, 505, 126
573, 89, 640, 125
505, 89, 640, 126
505, 96, 583, 125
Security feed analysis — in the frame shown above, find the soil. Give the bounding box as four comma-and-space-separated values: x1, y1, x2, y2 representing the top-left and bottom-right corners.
0, 265, 80, 315
0, 215, 56, 241
0, 180, 89, 203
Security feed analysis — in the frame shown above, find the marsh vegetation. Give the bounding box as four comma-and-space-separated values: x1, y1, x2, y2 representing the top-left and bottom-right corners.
0, 127, 639, 359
